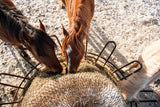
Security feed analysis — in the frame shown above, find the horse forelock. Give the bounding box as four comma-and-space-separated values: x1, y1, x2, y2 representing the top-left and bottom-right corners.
67, 31, 85, 55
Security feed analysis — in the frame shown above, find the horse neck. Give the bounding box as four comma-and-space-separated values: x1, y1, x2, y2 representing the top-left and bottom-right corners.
68, 4, 91, 41
0, 0, 16, 8
0, 4, 35, 37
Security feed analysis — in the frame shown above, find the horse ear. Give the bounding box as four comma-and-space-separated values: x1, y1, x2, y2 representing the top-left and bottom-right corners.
76, 24, 83, 36
39, 20, 46, 32
62, 25, 69, 37
20, 30, 32, 45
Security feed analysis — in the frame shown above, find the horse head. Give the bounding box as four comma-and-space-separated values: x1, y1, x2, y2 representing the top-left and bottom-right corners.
62, 25, 85, 73
20, 20, 63, 73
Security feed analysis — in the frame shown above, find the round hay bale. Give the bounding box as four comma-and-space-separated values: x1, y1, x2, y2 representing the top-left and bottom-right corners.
20, 71, 126, 107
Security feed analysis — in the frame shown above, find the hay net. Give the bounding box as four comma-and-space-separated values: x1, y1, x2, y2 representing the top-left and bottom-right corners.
21, 70, 126, 107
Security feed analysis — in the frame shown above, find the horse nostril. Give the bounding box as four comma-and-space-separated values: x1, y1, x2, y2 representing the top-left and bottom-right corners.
65, 67, 68, 74
70, 70, 76, 73
72, 71, 76, 73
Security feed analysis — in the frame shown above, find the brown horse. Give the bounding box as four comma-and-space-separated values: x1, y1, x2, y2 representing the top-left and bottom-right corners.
61, 0, 94, 73
0, 0, 62, 73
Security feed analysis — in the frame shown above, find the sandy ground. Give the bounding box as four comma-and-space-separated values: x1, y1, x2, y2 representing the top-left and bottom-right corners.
0, 0, 160, 106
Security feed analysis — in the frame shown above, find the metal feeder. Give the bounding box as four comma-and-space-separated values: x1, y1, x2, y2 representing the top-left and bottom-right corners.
0, 35, 159, 107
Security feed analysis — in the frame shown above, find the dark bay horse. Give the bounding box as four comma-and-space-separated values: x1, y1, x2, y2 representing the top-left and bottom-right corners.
0, 0, 62, 73
61, 0, 94, 73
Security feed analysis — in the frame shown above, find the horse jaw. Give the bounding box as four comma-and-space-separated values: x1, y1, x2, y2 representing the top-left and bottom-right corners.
66, 45, 72, 72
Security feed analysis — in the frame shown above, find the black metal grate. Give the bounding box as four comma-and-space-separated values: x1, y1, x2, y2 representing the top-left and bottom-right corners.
86, 40, 160, 106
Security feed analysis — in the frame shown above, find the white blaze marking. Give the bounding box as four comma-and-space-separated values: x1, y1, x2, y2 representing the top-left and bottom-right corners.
66, 45, 72, 72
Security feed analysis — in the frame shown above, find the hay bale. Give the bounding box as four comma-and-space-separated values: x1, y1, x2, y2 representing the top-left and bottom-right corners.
21, 71, 125, 107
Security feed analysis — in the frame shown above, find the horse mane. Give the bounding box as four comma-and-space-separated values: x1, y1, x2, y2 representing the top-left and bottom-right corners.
0, 0, 17, 8
0, 4, 30, 38
65, 4, 90, 55
0, 3, 57, 56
